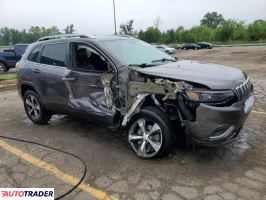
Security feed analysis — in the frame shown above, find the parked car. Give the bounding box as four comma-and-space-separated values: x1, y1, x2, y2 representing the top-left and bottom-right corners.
197, 42, 213, 49
181, 43, 200, 50
169, 44, 182, 49
0, 44, 28, 73
156, 45, 176, 54
17, 34, 254, 159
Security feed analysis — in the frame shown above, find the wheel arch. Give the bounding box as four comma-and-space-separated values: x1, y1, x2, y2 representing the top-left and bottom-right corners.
20, 83, 39, 97
0, 58, 7, 66
122, 94, 168, 128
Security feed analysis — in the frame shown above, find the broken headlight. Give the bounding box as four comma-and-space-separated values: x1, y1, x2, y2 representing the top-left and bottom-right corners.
185, 89, 235, 104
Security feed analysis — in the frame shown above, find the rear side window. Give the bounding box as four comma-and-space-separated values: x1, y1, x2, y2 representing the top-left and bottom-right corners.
28, 46, 42, 63
40, 43, 68, 67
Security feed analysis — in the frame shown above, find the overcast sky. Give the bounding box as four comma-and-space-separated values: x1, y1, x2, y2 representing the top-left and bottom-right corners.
1, 0, 266, 35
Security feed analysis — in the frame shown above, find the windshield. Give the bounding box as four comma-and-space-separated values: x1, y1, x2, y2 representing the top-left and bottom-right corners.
99, 39, 175, 65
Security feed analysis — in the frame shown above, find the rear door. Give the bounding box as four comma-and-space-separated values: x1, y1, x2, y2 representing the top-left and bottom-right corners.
65, 42, 117, 125
37, 42, 70, 113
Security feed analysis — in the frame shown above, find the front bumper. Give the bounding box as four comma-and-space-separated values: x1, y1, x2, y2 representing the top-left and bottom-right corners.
187, 95, 255, 145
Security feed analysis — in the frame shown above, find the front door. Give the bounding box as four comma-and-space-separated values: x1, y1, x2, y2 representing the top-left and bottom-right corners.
65, 43, 116, 125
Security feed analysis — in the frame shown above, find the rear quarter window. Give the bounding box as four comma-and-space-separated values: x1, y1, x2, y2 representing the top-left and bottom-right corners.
40, 43, 68, 67
27, 46, 42, 63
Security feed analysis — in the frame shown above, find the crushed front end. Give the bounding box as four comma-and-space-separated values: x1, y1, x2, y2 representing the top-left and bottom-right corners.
179, 78, 255, 145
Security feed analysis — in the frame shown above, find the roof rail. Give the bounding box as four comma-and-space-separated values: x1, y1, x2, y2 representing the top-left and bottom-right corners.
37, 34, 95, 42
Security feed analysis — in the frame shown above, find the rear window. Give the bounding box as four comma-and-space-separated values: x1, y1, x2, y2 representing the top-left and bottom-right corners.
40, 43, 68, 67
28, 46, 42, 63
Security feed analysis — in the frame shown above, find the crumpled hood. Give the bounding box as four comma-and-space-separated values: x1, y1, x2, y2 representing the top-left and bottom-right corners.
135, 60, 246, 90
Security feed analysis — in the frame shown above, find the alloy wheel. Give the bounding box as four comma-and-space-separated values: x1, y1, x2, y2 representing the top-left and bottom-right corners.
25, 95, 41, 120
128, 118, 163, 158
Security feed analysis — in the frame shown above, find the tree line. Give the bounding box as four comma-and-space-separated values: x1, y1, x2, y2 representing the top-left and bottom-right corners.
1, 12, 266, 45
0, 24, 75, 45
122, 12, 266, 44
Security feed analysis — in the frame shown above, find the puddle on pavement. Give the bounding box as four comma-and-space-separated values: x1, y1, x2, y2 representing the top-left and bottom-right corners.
22, 115, 69, 126
49, 115, 69, 126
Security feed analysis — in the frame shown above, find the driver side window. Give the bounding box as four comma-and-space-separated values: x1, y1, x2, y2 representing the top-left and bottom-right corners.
74, 44, 109, 72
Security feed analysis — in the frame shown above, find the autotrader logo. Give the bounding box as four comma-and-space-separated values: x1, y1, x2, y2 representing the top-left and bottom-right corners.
0, 188, 54, 200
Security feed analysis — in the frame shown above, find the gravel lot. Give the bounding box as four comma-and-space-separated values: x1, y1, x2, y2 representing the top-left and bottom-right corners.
0, 46, 265, 200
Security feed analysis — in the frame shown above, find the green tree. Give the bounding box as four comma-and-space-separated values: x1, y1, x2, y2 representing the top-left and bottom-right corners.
175, 26, 185, 43
215, 19, 238, 41
119, 19, 137, 37
0, 26, 61, 45
138, 29, 145, 40
138, 27, 161, 43
64, 24, 75, 34
0, 27, 12, 45
163, 29, 176, 44
200, 12, 225, 28
247, 20, 266, 41
233, 21, 247, 41
189, 25, 213, 42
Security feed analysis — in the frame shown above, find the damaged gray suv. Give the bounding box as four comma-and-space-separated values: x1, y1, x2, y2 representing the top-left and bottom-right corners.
17, 34, 255, 158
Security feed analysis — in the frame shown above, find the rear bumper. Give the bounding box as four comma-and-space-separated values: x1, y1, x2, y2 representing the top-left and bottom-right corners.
187, 95, 255, 146
167, 49, 176, 54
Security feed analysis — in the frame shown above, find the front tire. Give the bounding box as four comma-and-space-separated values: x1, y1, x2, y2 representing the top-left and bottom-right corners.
0, 63, 7, 73
127, 106, 174, 159
23, 90, 51, 124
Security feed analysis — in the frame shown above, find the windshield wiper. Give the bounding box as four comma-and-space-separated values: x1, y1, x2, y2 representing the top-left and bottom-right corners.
152, 58, 177, 63
128, 63, 156, 68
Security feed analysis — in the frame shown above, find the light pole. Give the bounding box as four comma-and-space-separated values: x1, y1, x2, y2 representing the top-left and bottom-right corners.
113, 0, 117, 35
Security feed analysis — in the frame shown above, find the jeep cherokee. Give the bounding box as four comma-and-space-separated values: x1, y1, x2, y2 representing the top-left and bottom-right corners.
17, 34, 255, 159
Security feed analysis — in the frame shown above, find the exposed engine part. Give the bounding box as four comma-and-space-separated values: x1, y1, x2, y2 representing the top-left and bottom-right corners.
121, 77, 187, 126
100, 66, 192, 127
128, 78, 185, 100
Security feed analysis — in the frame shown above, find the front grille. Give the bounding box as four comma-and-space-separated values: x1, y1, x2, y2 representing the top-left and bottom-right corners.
235, 77, 252, 101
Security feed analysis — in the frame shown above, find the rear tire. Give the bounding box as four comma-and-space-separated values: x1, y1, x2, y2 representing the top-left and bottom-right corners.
23, 90, 51, 124
127, 106, 174, 159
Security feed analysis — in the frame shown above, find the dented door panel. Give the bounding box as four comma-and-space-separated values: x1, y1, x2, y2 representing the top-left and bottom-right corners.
66, 70, 115, 119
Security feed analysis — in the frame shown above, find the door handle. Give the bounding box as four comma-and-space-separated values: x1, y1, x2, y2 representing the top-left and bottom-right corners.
33, 69, 41, 73
62, 77, 76, 81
